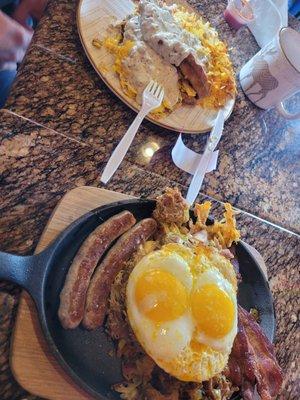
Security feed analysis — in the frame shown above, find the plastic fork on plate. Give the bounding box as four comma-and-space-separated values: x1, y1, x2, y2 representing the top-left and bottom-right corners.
101, 80, 164, 184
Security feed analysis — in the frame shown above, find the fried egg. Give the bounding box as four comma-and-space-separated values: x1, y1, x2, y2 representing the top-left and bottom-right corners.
126, 243, 237, 382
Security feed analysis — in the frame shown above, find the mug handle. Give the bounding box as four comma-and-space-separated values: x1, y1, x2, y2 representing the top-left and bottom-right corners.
276, 101, 300, 120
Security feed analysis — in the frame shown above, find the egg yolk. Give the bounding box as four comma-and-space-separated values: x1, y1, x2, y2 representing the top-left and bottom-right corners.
191, 284, 234, 338
135, 269, 188, 324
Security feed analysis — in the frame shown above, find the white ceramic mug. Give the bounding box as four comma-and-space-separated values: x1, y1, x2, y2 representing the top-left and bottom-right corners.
240, 27, 300, 120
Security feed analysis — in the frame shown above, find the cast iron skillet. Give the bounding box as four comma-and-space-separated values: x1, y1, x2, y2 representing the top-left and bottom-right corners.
0, 199, 275, 400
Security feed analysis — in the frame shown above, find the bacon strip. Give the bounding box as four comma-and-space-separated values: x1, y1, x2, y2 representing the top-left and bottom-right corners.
227, 306, 283, 400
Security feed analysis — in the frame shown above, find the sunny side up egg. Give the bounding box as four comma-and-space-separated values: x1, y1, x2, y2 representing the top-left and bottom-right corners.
126, 243, 238, 382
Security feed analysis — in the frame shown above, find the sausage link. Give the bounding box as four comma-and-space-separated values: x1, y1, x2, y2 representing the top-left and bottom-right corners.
58, 211, 136, 329
83, 218, 157, 330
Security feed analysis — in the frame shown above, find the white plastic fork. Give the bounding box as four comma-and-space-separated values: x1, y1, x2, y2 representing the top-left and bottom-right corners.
101, 80, 164, 184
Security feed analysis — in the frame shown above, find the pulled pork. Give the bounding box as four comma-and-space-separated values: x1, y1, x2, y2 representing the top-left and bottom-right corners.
153, 187, 190, 225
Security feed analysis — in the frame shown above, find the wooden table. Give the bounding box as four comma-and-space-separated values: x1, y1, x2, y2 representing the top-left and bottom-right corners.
0, 1, 299, 399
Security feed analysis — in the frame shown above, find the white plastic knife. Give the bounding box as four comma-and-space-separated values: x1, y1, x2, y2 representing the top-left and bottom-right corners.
186, 110, 225, 205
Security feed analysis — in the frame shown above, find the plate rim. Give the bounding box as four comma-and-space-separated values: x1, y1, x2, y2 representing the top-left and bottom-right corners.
76, 0, 236, 134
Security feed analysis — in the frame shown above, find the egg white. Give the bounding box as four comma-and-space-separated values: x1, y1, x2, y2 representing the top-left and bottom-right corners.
126, 244, 238, 382
129, 249, 193, 291
126, 249, 193, 360
192, 268, 237, 353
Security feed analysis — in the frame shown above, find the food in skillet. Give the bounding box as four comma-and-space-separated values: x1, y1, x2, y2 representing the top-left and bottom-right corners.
92, 0, 236, 116
58, 188, 283, 399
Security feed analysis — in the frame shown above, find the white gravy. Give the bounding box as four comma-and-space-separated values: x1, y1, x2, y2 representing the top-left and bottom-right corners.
139, 0, 207, 67
123, 14, 180, 107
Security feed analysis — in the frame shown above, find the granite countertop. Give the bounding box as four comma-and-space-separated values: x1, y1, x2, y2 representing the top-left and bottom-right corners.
3, 0, 300, 234
0, 0, 299, 399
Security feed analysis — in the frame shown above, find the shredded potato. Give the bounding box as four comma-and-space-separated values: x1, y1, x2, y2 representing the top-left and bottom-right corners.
193, 200, 240, 248
173, 8, 236, 108
194, 201, 212, 227
150, 99, 174, 116
102, 37, 137, 98
180, 80, 197, 97
204, 203, 240, 248
208, 203, 240, 248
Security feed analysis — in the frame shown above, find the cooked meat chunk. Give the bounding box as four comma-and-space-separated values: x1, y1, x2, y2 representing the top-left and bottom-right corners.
179, 54, 210, 98
153, 187, 189, 225
182, 92, 198, 105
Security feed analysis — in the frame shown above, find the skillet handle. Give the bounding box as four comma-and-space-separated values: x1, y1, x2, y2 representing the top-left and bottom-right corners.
0, 251, 46, 301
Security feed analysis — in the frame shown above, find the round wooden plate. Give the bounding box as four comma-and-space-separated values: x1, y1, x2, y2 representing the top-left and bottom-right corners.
77, 0, 235, 134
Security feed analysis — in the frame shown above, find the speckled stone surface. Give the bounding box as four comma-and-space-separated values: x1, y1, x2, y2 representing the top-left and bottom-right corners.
5, 45, 135, 153
0, 0, 300, 399
0, 110, 299, 400
5, 0, 300, 233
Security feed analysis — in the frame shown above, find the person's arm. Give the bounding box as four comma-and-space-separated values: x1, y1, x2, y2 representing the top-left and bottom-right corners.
12, 0, 48, 27
0, 11, 32, 64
